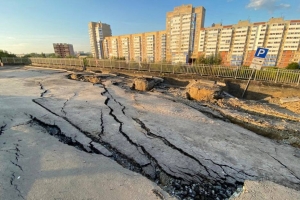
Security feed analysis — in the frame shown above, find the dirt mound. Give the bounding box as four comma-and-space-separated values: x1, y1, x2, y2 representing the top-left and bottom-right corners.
186, 80, 221, 102
281, 101, 300, 114
68, 74, 101, 84
132, 77, 164, 91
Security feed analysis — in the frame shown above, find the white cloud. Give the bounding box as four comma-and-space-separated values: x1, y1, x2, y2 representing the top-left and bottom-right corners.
246, 0, 290, 12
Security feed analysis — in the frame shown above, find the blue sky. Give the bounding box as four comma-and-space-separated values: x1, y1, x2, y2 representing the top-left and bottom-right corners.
1, 0, 299, 54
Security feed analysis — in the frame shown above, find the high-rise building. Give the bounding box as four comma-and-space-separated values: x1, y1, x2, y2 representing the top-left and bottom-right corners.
53, 43, 74, 58
88, 22, 112, 59
197, 18, 300, 67
166, 4, 206, 63
98, 4, 300, 67
102, 4, 204, 63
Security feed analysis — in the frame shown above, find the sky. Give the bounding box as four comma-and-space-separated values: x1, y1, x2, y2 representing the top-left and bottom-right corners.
1, 0, 299, 54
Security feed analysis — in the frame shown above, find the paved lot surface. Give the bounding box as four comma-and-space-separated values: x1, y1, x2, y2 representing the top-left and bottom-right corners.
1, 66, 300, 200
0, 66, 171, 200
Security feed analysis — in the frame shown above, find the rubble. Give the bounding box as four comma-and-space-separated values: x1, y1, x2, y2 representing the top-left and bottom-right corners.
231, 180, 300, 200
69, 73, 101, 84
280, 97, 300, 104
186, 80, 222, 101
132, 77, 164, 91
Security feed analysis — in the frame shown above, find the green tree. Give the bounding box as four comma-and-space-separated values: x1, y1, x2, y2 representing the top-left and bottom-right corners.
195, 53, 223, 65
0, 50, 16, 58
286, 62, 299, 69
47, 53, 59, 58
195, 54, 206, 64
23, 53, 44, 58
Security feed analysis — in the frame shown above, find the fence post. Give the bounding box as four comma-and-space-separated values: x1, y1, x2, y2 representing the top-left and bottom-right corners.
275, 69, 279, 83
13, 57, 16, 64
235, 66, 238, 79
160, 62, 163, 73
217, 65, 221, 77
297, 73, 300, 86
254, 70, 257, 80
119, 61, 120, 70
199, 65, 202, 76
172, 65, 175, 74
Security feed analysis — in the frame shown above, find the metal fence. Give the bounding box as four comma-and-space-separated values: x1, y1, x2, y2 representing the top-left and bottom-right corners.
1, 57, 300, 86
30, 57, 84, 67
1, 57, 31, 64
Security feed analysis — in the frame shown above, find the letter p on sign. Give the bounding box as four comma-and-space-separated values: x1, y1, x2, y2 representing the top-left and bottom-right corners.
255, 48, 269, 59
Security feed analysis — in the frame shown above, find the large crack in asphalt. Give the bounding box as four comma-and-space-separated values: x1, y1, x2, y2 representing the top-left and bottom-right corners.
9, 140, 24, 199
132, 117, 255, 183
258, 148, 300, 182
0, 123, 25, 198
61, 92, 77, 116
31, 79, 239, 199
10, 172, 24, 199
0, 123, 6, 136
38, 82, 48, 97
99, 82, 239, 199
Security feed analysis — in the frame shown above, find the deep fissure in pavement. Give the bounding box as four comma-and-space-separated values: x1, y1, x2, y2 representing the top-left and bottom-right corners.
31, 113, 239, 200
0, 124, 6, 136
7, 140, 24, 199
33, 77, 241, 199
99, 82, 239, 200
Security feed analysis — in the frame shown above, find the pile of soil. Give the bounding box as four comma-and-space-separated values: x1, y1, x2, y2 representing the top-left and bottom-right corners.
69, 74, 101, 84
132, 77, 164, 91
133, 78, 156, 91
186, 80, 221, 102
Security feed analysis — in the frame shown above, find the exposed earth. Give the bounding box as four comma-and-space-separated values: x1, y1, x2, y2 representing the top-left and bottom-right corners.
1, 65, 300, 200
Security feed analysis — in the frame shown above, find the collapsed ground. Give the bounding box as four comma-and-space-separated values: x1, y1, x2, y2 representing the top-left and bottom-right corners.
1, 66, 300, 200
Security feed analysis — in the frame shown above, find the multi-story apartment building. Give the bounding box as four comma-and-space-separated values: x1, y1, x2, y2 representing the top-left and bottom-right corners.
166, 5, 205, 63
101, 4, 203, 63
88, 21, 112, 59
53, 43, 74, 58
198, 18, 300, 67
103, 30, 167, 62
92, 5, 300, 67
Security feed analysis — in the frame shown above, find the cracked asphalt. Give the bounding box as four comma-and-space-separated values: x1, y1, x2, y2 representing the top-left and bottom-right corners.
1, 65, 300, 200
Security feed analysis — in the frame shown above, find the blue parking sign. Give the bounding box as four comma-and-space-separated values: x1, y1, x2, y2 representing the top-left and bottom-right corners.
254, 48, 269, 58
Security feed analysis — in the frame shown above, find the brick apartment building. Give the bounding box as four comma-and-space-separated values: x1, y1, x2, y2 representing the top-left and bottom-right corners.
89, 5, 300, 67
53, 43, 75, 58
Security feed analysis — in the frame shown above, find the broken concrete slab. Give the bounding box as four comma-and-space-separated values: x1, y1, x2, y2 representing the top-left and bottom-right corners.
231, 180, 300, 200
186, 82, 222, 101
133, 77, 156, 91
91, 142, 113, 157
69, 74, 101, 84
280, 97, 300, 104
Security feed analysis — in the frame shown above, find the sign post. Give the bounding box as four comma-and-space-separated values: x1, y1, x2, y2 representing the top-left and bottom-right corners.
242, 48, 268, 98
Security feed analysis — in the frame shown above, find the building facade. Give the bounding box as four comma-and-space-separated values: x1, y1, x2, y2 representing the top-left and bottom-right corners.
166, 5, 205, 63
103, 31, 167, 62
197, 18, 300, 67
88, 22, 112, 59
92, 5, 300, 67
53, 43, 75, 58
102, 4, 204, 63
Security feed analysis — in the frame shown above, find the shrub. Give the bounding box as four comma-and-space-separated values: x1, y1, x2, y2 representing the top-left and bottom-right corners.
286, 62, 300, 69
